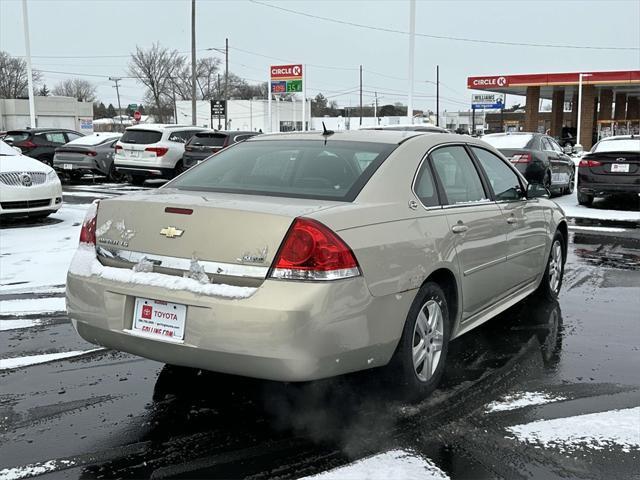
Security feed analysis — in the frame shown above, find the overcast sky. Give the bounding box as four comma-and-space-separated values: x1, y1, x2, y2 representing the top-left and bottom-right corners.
1, 0, 639, 112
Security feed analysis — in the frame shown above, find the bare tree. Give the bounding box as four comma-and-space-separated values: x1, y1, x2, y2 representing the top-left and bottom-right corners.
129, 43, 183, 122
0, 51, 42, 99
52, 78, 97, 102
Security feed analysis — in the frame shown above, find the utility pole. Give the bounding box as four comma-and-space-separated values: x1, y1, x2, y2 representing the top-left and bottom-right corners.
407, 0, 416, 123
217, 74, 222, 129
374, 91, 378, 123
21, 0, 36, 128
109, 77, 123, 129
359, 64, 363, 127
191, 0, 197, 126
224, 38, 229, 129
436, 65, 440, 126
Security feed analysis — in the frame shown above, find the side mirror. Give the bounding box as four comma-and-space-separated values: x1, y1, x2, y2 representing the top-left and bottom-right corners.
527, 183, 550, 199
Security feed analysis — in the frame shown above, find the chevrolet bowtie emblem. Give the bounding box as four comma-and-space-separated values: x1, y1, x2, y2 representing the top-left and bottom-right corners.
160, 226, 184, 238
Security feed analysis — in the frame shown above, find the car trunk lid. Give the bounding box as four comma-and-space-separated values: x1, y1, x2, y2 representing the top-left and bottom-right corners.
581, 151, 640, 175
94, 190, 342, 287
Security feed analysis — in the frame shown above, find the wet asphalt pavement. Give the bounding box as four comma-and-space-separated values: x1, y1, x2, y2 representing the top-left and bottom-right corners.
1, 182, 639, 479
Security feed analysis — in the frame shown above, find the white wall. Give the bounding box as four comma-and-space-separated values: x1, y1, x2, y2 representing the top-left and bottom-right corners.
0, 96, 93, 132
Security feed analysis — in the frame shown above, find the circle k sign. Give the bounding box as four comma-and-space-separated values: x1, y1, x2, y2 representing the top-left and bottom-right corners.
270, 64, 303, 80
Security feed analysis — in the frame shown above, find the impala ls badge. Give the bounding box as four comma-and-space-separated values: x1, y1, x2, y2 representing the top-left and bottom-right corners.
160, 226, 184, 238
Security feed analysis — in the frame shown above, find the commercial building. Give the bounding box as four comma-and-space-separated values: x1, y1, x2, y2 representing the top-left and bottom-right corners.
0, 96, 93, 133
467, 70, 640, 149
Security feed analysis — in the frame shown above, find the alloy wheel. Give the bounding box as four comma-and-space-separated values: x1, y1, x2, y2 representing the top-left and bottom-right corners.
548, 240, 562, 293
412, 299, 444, 382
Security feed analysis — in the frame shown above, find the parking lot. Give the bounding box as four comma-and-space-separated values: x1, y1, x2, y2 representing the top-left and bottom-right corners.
1, 178, 638, 479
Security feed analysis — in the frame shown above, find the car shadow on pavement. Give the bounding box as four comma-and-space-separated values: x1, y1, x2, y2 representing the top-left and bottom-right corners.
0, 215, 63, 229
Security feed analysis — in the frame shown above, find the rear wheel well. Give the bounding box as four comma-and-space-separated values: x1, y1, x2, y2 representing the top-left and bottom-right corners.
423, 268, 458, 331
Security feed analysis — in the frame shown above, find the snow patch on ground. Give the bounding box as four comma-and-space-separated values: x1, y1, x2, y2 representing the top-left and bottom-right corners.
0, 319, 45, 331
568, 225, 630, 233
486, 391, 567, 413
507, 407, 640, 453
0, 205, 88, 293
0, 297, 66, 316
0, 459, 76, 480
554, 189, 639, 222
69, 245, 257, 299
0, 348, 105, 370
300, 449, 450, 480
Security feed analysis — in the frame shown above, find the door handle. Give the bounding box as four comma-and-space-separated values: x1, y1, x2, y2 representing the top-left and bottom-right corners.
451, 225, 468, 234
507, 216, 518, 224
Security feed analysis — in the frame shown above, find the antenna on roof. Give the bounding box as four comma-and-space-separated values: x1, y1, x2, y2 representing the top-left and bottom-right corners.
322, 122, 334, 136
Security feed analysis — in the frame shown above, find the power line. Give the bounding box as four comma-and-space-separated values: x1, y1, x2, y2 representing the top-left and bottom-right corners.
249, 0, 639, 51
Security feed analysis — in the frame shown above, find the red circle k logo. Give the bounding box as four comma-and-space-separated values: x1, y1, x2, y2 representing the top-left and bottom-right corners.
497, 76, 507, 87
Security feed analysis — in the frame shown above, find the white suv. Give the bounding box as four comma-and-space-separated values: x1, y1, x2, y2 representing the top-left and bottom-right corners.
114, 124, 208, 185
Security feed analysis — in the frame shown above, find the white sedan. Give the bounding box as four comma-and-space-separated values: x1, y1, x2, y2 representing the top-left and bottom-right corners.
0, 140, 63, 219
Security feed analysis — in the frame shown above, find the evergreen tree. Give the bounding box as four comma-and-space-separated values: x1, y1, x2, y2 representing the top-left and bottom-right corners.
107, 103, 117, 118
93, 102, 107, 119
38, 84, 50, 96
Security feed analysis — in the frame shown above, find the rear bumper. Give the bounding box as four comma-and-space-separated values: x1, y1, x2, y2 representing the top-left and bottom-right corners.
183, 153, 212, 168
53, 157, 103, 175
66, 263, 412, 382
578, 176, 640, 196
114, 164, 174, 178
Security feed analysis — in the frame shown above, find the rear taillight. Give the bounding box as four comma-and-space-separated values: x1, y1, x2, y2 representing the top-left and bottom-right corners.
579, 159, 603, 167
115, 145, 123, 152
17, 140, 36, 149
145, 147, 169, 156
511, 153, 532, 163
270, 218, 360, 281
79, 201, 99, 245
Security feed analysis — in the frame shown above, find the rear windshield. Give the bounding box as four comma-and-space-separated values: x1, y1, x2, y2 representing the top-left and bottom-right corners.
4, 132, 30, 143
592, 138, 640, 153
120, 129, 162, 145
483, 134, 534, 149
188, 133, 227, 147
167, 139, 396, 201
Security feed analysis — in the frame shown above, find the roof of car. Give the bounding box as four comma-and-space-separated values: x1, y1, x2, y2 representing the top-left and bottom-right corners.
484, 132, 540, 137
194, 130, 257, 135
360, 124, 448, 132
125, 124, 208, 131
7, 128, 80, 133
246, 130, 427, 145
598, 134, 637, 140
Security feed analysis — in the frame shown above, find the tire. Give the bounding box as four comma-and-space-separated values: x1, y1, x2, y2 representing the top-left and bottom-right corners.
39, 156, 53, 167
543, 171, 553, 196
536, 231, 565, 301
387, 282, 451, 401
173, 160, 185, 178
107, 163, 124, 183
577, 191, 593, 206
129, 175, 146, 186
563, 174, 575, 195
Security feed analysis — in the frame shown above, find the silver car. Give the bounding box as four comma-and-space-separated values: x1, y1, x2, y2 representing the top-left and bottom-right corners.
66, 131, 567, 399
53, 133, 123, 181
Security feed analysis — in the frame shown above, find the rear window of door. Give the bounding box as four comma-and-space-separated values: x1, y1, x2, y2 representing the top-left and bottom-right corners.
471, 147, 524, 201
414, 158, 440, 207
45, 132, 66, 144
66, 132, 83, 142
121, 129, 162, 145
429, 146, 488, 205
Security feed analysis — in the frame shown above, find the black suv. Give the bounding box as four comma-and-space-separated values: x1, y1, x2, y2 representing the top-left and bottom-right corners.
182, 130, 258, 169
3, 128, 84, 166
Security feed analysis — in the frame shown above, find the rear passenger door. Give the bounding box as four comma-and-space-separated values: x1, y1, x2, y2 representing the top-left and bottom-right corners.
470, 146, 548, 289
429, 145, 509, 320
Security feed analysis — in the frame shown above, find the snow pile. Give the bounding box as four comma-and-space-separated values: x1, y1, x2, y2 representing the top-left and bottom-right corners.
506, 407, 640, 453
183, 257, 210, 284
300, 449, 450, 480
0, 348, 105, 371
0, 297, 66, 316
69, 245, 256, 299
486, 391, 567, 413
132, 256, 154, 273
0, 459, 76, 480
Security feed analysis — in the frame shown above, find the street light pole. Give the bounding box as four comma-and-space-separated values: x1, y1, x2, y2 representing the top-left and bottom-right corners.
225, 38, 229, 129
407, 0, 416, 123
21, 0, 36, 128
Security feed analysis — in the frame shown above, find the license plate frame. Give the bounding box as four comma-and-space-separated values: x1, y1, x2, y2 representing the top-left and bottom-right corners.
128, 150, 140, 158
611, 163, 630, 173
132, 297, 187, 342
63, 163, 74, 170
